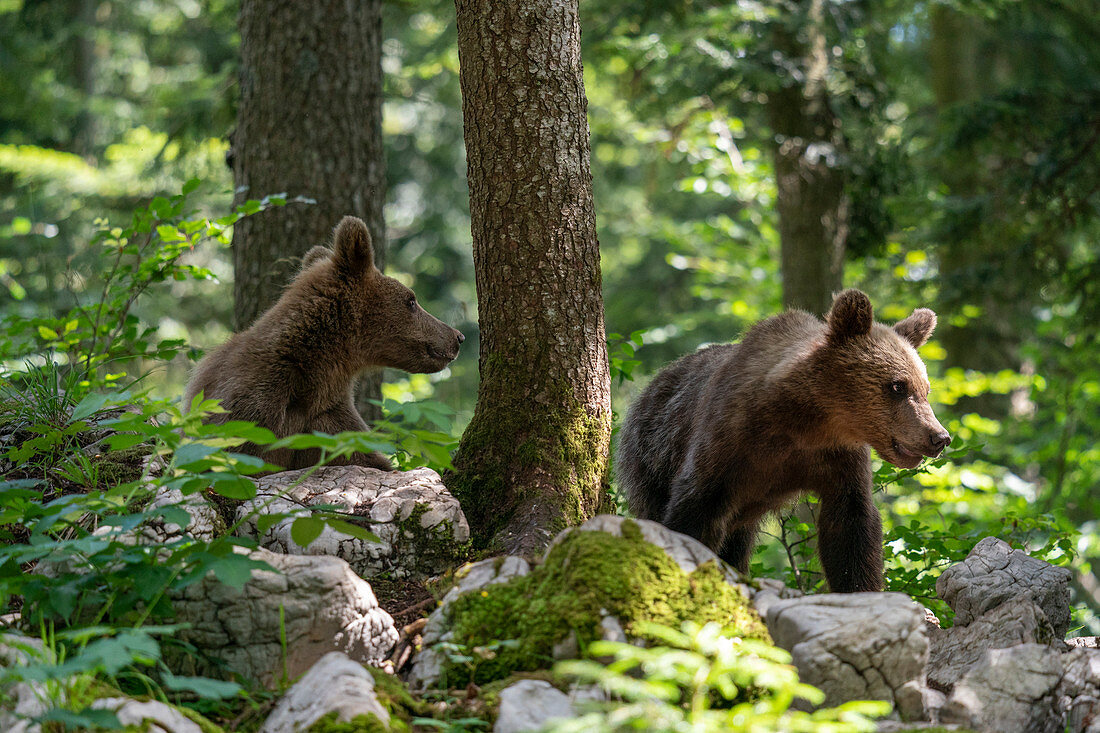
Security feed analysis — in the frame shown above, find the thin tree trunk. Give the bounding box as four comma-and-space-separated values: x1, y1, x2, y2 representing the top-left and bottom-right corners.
233, 0, 386, 417
767, 0, 847, 316
930, 5, 1022, 418
449, 0, 612, 556
765, 0, 847, 589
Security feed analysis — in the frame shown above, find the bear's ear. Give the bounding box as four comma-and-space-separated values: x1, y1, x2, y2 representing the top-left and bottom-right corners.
332, 216, 375, 275
300, 245, 332, 272
894, 308, 937, 349
826, 289, 873, 341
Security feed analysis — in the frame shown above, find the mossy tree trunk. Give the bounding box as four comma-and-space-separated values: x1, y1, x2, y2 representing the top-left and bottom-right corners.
232, 0, 386, 417
449, 0, 612, 555
766, 0, 848, 316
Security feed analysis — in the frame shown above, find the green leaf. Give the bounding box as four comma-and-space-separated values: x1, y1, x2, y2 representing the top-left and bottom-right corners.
156, 224, 185, 242
325, 518, 381, 544
161, 670, 241, 698
172, 442, 220, 468
39, 708, 121, 729
256, 513, 289, 536
208, 554, 258, 588
206, 474, 257, 500
70, 391, 112, 422
37, 325, 58, 340
290, 517, 324, 548
104, 433, 148, 451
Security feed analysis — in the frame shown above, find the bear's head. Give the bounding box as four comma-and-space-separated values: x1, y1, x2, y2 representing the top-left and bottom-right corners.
819, 289, 950, 469
297, 216, 464, 374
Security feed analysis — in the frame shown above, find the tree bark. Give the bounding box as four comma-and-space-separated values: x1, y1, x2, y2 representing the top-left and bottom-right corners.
929, 5, 1023, 417
766, 0, 848, 316
449, 0, 612, 555
233, 0, 387, 416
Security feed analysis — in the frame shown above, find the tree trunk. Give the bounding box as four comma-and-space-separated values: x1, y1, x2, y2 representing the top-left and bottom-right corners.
233, 0, 386, 417
764, 0, 847, 590
449, 0, 612, 556
766, 0, 848, 316
929, 6, 1023, 418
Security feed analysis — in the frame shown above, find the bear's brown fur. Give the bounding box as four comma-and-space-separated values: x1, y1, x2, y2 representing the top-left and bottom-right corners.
615, 289, 950, 592
184, 216, 464, 472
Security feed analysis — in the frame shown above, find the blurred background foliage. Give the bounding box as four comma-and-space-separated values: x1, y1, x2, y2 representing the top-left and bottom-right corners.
2, 0, 1099, 629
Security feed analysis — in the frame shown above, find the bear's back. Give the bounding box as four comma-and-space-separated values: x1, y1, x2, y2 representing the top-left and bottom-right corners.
617, 309, 825, 521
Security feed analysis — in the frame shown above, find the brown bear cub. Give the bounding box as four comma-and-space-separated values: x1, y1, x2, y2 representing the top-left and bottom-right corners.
184, 216, 464, 472
615, 289, 950, 592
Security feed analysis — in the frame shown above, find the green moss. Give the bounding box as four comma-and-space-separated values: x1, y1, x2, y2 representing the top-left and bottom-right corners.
306, 711, 391, 733
91, 445, 151, 486
176, 706, 227, 733
393, 503, 470, 577
448, 358, 610, 548
438, 520, 770, 685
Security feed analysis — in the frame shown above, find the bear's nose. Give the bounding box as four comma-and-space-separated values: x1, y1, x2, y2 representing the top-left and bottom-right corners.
930, 431, 951, 452
455, 329, 465, 344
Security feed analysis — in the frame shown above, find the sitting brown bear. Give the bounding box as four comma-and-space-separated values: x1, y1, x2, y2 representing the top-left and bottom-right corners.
184, 216, 464, 471
615, 289, 950, 592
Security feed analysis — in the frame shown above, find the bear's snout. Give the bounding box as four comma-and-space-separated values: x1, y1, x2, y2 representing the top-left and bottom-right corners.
929, 430, 951, 455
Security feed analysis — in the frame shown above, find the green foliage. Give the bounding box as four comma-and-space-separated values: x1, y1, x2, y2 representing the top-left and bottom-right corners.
548, 621, 889, 733
0, 186, 466, 727
0, 179, 302, 391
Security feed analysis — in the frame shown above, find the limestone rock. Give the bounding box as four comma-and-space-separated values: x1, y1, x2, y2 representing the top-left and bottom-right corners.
940, 643, 1064, 733
752, 577, 804, 617
0, 633, 53, 733
927, 596, 1057, 691
493, 680, 603, 733
764, 592, 930, 717
89, 698, 203, 733
171, 546, 397, 686
238, 466, 469, 579
1068, 637, 1100, 651
494, 680, 575, 733
259, 652, 389, 733
142, 486, 223, 542
1059, 647, 1100, 733
407, 555, 531, 690
936, 536, 1072, 636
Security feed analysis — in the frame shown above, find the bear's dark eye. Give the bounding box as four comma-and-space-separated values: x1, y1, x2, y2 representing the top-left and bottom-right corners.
406, 294, 417, 312
889, 380, 907, 398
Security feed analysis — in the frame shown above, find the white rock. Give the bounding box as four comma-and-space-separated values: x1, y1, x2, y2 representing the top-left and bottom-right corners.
90, 698, 203, 733
765, 592, 930, 718
238, 466, 469, 579
0, 633, 53, 733
494, 680, 575, 733
144, 486, 222, 541
936, 537, 1072, 636
927, 596, 1057, 691
940, 643, 1064, 733
171, 546, 397, 686
259, 652, 389, 733
1059, 647, 1100, 733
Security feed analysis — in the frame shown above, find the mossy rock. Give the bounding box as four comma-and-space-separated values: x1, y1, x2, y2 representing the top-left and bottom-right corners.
394, 502, 471, 578
438, 519, 770, 685
306, 711, 392, 733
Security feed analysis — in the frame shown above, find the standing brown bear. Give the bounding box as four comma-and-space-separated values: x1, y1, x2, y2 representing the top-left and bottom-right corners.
184, 215, 464, 472
615, 289, 950, 592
